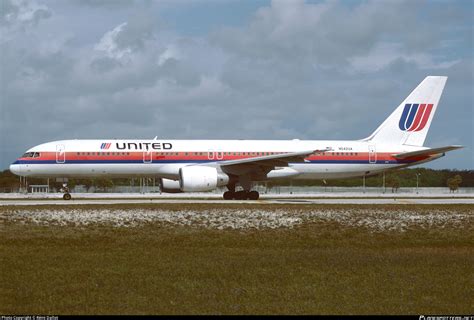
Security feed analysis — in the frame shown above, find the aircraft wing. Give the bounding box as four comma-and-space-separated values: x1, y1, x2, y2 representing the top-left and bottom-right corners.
393, 145, 463, 159
218, 148, 330, 177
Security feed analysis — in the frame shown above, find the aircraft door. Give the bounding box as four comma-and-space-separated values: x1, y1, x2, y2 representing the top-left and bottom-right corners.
56, 144, 66, 164
208, 149, 215, 160
143, 150, 153, 163
368, 145, 377, 164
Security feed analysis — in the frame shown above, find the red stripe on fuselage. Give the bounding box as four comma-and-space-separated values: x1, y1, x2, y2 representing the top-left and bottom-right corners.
17, 151, 431, 163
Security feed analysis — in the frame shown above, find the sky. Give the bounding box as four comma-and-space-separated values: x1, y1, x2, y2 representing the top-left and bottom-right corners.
0, 0, 472, 170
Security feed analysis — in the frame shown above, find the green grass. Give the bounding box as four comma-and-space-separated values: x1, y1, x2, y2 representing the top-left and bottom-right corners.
1, 204, 473, 314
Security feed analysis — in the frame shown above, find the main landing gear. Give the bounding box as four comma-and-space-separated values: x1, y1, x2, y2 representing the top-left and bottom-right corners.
223, 190, 259, 200
223, 178, 259, 200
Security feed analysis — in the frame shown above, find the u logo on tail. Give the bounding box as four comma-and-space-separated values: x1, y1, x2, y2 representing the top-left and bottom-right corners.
398, 103, 433, 132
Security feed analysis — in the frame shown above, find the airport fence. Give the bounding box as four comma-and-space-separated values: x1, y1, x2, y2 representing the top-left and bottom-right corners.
1, 186, 473, 195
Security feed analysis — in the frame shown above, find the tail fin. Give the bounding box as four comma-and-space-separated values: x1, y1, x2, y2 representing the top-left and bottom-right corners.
365, 76, 447, 146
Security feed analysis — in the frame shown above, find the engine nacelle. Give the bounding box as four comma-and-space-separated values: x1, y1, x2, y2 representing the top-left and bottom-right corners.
179, 166, 228, 192
160, 178, 182, 193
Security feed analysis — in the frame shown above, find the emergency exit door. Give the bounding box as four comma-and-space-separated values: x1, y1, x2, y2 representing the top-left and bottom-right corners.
368, 145, 377, 164
56, 144, 65, 164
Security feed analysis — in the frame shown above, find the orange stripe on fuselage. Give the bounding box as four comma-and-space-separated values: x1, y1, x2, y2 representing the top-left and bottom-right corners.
17, 151, 431, 163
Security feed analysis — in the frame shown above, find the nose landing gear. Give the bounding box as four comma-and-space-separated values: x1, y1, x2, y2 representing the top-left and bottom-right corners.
60, 183, 72, 200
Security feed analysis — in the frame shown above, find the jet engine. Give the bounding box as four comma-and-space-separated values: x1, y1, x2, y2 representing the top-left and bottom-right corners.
179, 166, 228, 192
159, 178, 182, 193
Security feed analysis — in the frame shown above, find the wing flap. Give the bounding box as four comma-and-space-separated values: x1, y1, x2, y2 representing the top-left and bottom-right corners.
393, 145, 463, 159
219, 148, 329, 167
218, 148, 330, 178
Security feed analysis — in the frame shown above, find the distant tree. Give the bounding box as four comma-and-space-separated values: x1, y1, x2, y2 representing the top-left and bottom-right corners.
68, 179, 77, 189
391, 180, 400, 193
447, 175, 462, 193
82, 179, 94, 192
386, 175, 400, 193
0, 170, 20, 191
95, 178, 114, 192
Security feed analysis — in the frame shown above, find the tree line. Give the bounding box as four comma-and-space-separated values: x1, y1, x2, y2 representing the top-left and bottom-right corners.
0, 168, 472, 191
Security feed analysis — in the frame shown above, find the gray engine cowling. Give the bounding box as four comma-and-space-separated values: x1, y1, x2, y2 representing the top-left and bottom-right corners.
159, 178, 182, 193
179, 166, 229, 192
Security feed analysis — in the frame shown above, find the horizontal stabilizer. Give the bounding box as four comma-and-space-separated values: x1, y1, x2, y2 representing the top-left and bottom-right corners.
393, 145, 463, 159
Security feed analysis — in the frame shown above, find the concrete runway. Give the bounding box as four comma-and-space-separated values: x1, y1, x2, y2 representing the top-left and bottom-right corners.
1, 197, 473, 206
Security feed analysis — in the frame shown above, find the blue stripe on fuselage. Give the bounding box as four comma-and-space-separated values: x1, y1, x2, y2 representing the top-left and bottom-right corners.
13, 159, 410, 165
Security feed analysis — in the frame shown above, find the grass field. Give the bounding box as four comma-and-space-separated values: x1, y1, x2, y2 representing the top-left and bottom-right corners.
1, 204, 473, 314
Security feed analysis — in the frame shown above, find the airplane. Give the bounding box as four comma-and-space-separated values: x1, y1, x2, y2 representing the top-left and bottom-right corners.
9, 76, 463, 200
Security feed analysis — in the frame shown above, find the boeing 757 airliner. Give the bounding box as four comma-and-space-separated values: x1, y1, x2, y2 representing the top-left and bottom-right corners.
10, 76, 463, 200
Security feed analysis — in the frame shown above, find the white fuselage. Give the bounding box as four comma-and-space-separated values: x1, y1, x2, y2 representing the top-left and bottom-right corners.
10, 139, 433, 180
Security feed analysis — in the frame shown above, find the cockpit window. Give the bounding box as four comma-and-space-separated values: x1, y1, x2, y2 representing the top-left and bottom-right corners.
21, 152, 40, 158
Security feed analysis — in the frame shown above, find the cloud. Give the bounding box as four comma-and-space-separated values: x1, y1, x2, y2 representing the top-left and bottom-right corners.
94, 12, 156, 61
210, 0, 455, 68
0, 0, 472, 170
94, 22, 132, 60
350, 42, 461, 72
69, 0, 140, 8
0, 0, 51, 27
0, 0, 51, 43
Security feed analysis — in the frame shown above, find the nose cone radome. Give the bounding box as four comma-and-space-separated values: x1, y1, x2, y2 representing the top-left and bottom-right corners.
9, 163, 21, 176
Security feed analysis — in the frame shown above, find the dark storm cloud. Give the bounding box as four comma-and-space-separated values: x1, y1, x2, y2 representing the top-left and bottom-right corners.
0, 0, 472, 169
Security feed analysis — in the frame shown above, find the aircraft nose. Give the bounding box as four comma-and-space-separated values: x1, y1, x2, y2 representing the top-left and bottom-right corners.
9, 163, 21, 176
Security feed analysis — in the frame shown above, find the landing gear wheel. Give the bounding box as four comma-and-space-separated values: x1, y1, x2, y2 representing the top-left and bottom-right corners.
224, 190, 259, 200
63, 193, 72, 200
248, 191, 259, 200
234, 191, 246, 200
223, 191, 234, 200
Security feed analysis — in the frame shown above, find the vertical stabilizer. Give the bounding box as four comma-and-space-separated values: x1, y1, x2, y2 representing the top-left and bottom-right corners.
365, 76, 447, 146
